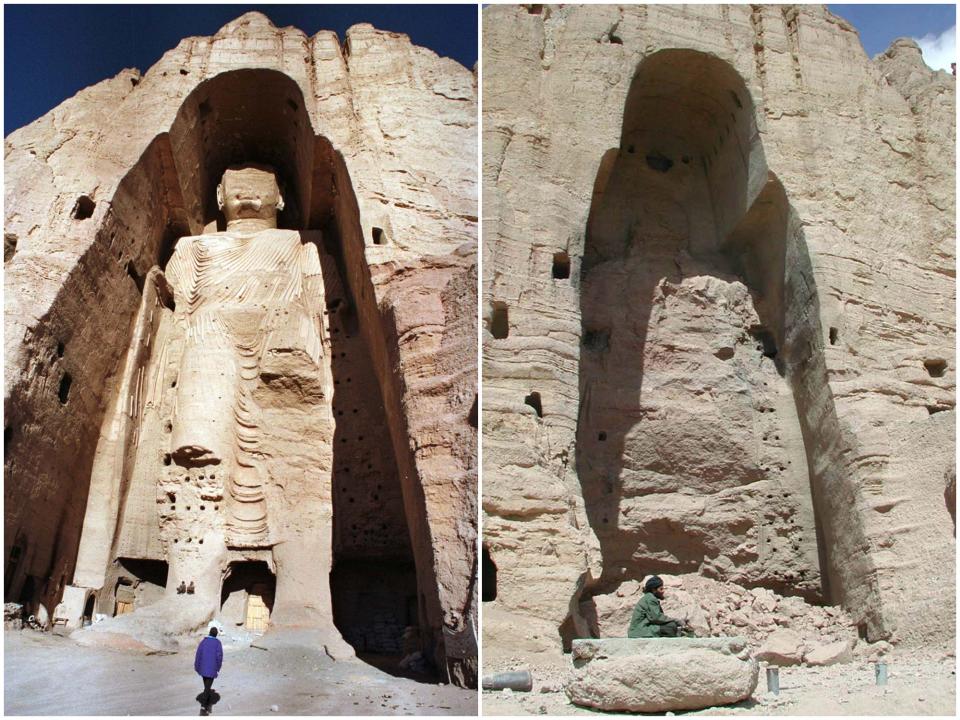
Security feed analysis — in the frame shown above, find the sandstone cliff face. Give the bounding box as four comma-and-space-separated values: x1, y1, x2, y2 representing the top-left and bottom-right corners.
482, 4, 954, 654
5, 13, 476, 685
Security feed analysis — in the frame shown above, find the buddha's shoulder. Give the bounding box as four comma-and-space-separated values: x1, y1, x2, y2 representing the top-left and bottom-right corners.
174, 229, 302, 248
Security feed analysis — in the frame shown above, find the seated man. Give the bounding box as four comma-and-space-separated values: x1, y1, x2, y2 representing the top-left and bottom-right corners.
627, 575, 692, 638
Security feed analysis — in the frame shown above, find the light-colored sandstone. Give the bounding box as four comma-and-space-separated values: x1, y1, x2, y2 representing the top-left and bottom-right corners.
5, 13, 476, 686
585, 573, 858, 653
804, 639, 854, 666
482, 4, 954, 668
566, 637, 758, 712
756, 629, 805, 666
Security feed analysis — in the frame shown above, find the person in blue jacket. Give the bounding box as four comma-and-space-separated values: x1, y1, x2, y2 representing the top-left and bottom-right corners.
194, 626, 223, 715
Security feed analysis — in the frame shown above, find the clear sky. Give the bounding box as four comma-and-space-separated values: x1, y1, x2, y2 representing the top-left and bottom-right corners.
4, 5, 955, 136
828, 4, 956, 67
4, 4, 478, 135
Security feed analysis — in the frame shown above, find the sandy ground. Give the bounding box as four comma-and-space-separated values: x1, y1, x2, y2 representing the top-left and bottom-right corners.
481, 646, 956, 716
4, 630, 477, 716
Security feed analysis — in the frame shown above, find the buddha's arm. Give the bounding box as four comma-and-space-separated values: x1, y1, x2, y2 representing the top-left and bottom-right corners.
300, 240, 327, 365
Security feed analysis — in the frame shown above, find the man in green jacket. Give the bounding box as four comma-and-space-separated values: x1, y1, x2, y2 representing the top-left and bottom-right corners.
627, 576, 690, 638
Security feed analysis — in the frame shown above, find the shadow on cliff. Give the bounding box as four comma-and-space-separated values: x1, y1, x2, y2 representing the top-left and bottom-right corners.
573, 51, 760, 625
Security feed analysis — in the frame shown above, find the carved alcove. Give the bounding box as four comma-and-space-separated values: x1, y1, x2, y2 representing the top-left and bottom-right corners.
573, 50, 882, 641
66, 69, 427, 664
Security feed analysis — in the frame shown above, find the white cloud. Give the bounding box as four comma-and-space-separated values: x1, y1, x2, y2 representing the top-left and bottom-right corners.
912, 25, 956, 72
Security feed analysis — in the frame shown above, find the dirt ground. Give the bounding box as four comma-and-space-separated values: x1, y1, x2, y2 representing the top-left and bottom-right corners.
4, 629, 477, 716
481, 645, 956, 716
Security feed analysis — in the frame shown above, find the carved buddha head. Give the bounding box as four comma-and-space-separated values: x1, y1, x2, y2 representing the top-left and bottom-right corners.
216, 163, 285, 230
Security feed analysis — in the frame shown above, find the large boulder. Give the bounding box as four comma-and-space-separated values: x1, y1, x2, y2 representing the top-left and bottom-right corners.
566, 638, 758, 713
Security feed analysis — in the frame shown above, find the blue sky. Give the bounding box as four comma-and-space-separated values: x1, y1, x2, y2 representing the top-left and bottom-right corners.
828, 4, 956, 67
4, 5, 478, 134
3, 5, 955, 135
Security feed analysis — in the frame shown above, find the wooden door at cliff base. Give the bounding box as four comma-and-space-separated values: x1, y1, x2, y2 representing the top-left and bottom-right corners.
245, 592, 269, 632
115, 600, 133, 616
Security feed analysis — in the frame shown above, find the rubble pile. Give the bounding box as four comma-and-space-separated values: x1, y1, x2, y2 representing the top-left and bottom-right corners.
585, 574, 863, 665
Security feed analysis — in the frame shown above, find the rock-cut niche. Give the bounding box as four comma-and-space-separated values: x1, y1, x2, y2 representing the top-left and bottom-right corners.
69, 69, 424, 671
574, 50, 879, 640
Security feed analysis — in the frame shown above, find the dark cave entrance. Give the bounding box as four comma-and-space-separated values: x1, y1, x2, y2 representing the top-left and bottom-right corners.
481, 545, 497, 602
110, 558, 169, 615
82, 592, 95, 626
220, 561, 276, 633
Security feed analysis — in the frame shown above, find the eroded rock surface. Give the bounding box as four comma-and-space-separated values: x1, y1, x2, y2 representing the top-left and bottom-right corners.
482, 3, 954, 661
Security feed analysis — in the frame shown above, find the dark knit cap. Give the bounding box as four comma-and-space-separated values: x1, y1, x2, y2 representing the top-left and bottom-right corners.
644, 575, 663, 592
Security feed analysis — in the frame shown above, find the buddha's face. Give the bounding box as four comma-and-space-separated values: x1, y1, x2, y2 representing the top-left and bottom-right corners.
217, 165, 284, 226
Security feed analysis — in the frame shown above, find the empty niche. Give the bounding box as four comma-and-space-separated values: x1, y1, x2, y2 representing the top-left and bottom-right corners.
749, 326, 778, 359
58, 373, 73, 404
552, 251, 571, 279
72, 195, 96, 220
829, 327, 839, 345
490, 302, 509, 340
4, 233, 17, 263
468, 395, 478, 428
371, 227, 387, 246
524, 391, 543, 418
645, 152, 673, 173
924, 359, 947, 378
583, 328, 610, 351
125, 261, 145, 292
481, 545, 497, 602
220, 561, 275, 632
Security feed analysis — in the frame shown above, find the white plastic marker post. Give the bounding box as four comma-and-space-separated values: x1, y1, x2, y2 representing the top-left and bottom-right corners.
766, 667, 780, 695
875, 661, 888, 686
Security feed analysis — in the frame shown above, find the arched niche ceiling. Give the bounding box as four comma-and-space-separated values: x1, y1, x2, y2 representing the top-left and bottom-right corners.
166, 68, 334, 232
587, 49, 768, 270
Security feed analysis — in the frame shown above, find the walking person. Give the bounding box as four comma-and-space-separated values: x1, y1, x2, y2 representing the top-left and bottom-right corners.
194, 626, 223, 715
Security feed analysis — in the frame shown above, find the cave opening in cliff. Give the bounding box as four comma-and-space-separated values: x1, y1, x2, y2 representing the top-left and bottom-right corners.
525, 391, 543, 418
481, 545, 497, 602
575, 49, 874, 637
82, 591, 95, 626
924, 358, 947, 377
220, 561, 275, 632
490, 302, 509, 339
331, 560, 420, 665
99, 558, 170, 617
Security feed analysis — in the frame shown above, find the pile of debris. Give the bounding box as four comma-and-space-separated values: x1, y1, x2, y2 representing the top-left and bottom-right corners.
5, 603, 23, 630
584, 574, 867, 666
